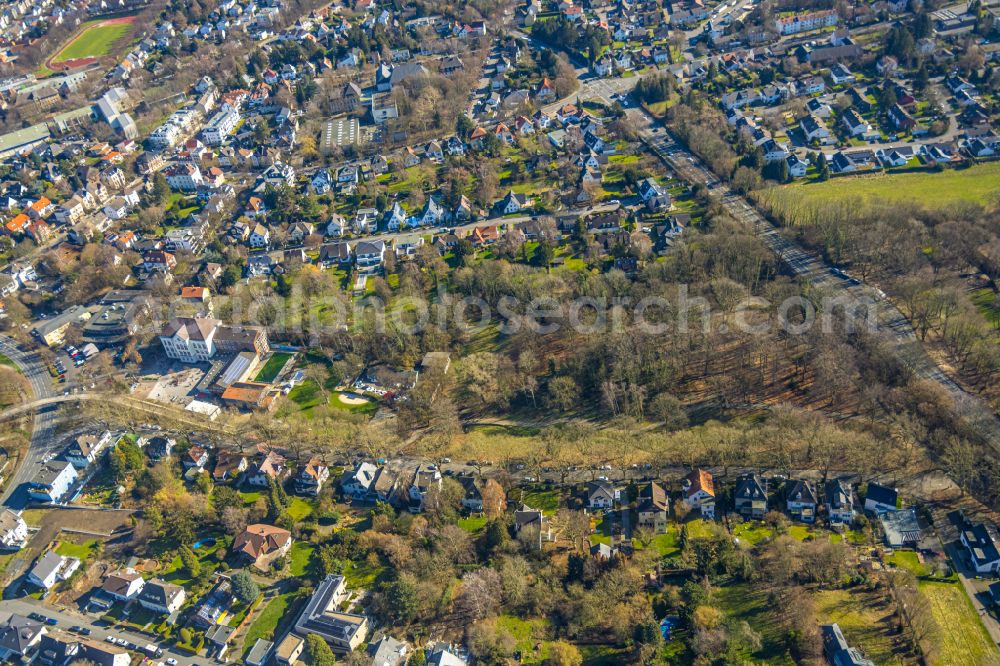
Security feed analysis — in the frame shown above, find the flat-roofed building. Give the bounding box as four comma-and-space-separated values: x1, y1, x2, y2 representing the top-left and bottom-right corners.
293, 575, 368, 653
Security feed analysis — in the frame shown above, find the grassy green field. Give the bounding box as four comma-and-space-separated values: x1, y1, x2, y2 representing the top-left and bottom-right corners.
886, 551, 930, 577
497, 615, 553, 664
814, 588, 912, 665
55, 539, 100, 560
771, 162, 1000, 212
287, 541, 313, 576
918, 580, 996, 665
714, 582, 796, 664
242, 591, 299, 657
53, 21, 133, 62
254, 352, 292, 382
458, 515, 488, 534
520, 487, 560, 515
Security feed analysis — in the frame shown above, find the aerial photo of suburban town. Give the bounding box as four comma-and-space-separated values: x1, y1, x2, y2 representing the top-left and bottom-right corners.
0, 0, 998, 662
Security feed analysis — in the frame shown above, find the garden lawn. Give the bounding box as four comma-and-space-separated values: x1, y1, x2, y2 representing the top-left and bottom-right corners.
497, 615, 553, 664
521, 488, 560, 515
650, 527, 680, 557
343, 558, 385, 589
774, 162, 1000, 212
814, 588, 911, 665
732, 522, 773, 547
55, 539, 100, 560
287, 542, 313, 576
684, 519, 717, 540
254, 353, 292, 382
714, 582, 796, 664
886, 551, 929, 577
458, 515, 488, 534
917, 580, 995, 666
242, 591, 299, 657
53, 21, 132, 62
286, 497, 314, 522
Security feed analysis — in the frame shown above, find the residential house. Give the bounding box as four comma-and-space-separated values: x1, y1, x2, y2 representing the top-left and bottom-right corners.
341, 462, 378, 500
786, 479, 818, 523
318, 242, 352, 268
295, 457, 330, 496
355, 240, 387, 268
64, 431, 113, 468
138, 578, 186, 615
249, 223, 270, 249
959, 516, 1000, 574
407, 465, 442, 513
459, 476, 484, 512
28, 551, 80, 590
246, 451, 288, 487
825, 479, 855, 527
636, 482, 669, 534
183, 445, 209, 470
293, 575, 368, 653
821, 624, 875, 666
734, 473, 768, 519
234, 524, 293, 569
498, 190, 532, 215
100, 568, 146, 601
147, 436, 175, 461
0, 509, 28, 550
863, 482, 897, 514
514, 504, 553, 550
586, 481, 619, 510
638, 177, 671, 210
682, 469, 715, 519
0, 614, 45, 660
212, 450, 248, 481
27, 462, 77, 503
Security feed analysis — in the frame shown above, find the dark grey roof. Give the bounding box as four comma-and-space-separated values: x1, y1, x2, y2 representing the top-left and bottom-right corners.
787, 479, 817, 505
734, 473, 766, 500
825, 479, 853, 510
0, 612, 45, 656
865, 482, 897, 508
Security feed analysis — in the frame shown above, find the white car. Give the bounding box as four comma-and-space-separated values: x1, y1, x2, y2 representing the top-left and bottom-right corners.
166, 659, 178, 666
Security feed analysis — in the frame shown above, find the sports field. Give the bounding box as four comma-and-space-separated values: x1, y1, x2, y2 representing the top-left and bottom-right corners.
50, 17, 135, 67
768, 162, 1000, 212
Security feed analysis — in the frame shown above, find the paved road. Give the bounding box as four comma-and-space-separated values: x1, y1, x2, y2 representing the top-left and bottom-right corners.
0, 335, 62, 510
0, 596, 207, 666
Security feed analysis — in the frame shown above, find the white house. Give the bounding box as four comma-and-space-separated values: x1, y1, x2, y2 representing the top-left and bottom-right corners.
0, 509, 28, 550
586, 481, 619, 510
355, 240, 386, 268
863, 482, 898, 514
164, 164, 205, 191
27, 462, 78, 503
159, 317, 220, 363
498, 190, 532, 215
101, 568, 146, 601
682, 469, 716, 519
138, 578, 187, 614
27, 551, 80, 589
64, 431, 113, 468
249, 224, 270, 249
418, 197, 445, 227
786, 155, 809, 177
341, 462, 378, 500
327, 214, 349, 237
959, 519, 1000, 574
